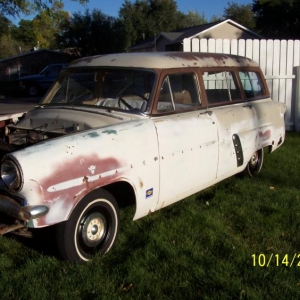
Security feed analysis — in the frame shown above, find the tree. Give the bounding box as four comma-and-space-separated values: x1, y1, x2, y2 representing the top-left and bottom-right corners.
0, 14, 12, 39
223, 2, 256, 30
10, 1, 70, 50
57, 9, 125, 56
119, 0, 208, 51
32, 1, 70, 48
119, 0, 181, 51
0, 30, 34, 59
0, 0, 87, 18
12, 19, 37, 47
252, 0, 300, 39
179, 10, 208, 28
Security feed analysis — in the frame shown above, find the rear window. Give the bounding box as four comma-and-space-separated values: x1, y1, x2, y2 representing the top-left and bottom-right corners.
238, 71, 266, 98
202, 71, 242, 104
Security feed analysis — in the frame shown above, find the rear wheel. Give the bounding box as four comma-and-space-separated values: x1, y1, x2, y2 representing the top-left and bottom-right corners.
243, 148, 264, 177
55, 189, 119, 262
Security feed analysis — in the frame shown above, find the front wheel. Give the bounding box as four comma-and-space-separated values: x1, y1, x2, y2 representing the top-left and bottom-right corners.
243, 148, 264, 177
27, 84, 39, 97
55, 189, 119, 262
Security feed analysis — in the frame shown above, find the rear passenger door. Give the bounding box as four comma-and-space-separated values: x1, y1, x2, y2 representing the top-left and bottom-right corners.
152, 70, 219, 209
201, 69, 259, 178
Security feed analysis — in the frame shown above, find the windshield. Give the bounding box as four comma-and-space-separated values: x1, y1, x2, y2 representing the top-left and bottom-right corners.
42, 68, 156, 113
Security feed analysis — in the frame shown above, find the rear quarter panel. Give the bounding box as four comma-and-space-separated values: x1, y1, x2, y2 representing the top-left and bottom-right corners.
214, 98, 286, 179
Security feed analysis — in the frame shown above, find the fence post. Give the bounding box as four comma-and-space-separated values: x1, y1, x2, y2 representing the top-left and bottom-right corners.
295, 66, 300, 132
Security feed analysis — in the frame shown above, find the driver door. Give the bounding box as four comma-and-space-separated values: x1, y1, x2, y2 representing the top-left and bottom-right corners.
153, 71, 219, 209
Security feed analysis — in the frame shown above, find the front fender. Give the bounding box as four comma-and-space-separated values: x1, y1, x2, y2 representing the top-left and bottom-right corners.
8, 118, 160, 228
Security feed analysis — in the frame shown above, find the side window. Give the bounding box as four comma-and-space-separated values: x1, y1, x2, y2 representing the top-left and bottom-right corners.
48, 65, 63, 76
157, 73, 200, 111
203, 71, 242, 104
238, 71, 266, 98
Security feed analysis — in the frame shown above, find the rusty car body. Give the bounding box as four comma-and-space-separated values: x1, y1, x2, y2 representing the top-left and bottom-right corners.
0, 52, 286, 262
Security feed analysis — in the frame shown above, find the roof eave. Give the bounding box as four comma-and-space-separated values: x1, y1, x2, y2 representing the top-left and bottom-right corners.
186, 19, 262, 40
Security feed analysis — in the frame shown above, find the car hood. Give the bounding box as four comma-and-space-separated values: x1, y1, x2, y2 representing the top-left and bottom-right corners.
10, 106, 135, 134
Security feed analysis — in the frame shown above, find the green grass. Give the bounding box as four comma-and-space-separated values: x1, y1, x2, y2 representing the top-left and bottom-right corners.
1, 132, 300, 300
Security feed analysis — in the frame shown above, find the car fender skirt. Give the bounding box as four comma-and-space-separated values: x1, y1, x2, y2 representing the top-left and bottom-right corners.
0, 195, 49, 221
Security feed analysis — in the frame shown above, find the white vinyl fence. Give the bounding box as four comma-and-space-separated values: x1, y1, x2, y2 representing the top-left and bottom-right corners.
183, 38, 300, 131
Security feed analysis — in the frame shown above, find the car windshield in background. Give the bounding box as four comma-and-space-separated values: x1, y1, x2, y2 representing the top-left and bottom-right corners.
42, 69, 156, 113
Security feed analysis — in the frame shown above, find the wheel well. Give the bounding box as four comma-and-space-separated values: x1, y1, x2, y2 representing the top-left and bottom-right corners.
99, 181, 136, 209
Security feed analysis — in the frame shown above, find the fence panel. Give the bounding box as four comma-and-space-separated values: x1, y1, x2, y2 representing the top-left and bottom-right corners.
272, 40, 280, 102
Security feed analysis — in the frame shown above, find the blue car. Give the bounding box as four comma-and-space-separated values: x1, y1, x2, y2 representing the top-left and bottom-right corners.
17, 63, 67, 97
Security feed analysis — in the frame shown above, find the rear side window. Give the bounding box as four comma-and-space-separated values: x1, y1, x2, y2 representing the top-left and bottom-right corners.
238, 71, 266, 98
157, 73, 201, 111
203, 71, 242, 104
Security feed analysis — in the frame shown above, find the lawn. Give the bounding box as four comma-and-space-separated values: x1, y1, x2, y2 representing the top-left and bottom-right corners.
0, 132, 299, 300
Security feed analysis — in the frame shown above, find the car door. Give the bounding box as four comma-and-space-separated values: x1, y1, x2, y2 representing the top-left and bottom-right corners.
152, 71, 219, 209
202, 69, 266, 178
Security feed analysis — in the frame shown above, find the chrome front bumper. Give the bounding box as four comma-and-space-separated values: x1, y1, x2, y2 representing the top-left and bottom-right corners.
0, 194, 49, 235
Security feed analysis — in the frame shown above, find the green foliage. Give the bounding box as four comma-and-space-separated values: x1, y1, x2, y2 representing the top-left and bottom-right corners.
0, 0, 87, 18
32, 1, 70, 48
0, 0, 31, 17
0, 16, 32, 58
12, 19, 37, 47
57, 9, 125, 56
179, 10, 208, 28
0, 133, 299, 299
119, 0, 210, 52
119, 0, 177, 51
253, 0, 300, 39
0, 34, 27, 59
9, 1, 70, 50
0, 15, 12, 39
223, 2, 256, 30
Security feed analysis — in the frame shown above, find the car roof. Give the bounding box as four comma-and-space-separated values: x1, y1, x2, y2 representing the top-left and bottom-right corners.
69, 52, 259, 69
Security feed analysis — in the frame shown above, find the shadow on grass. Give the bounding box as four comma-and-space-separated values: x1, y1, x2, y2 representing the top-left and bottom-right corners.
7, 226, 60, 260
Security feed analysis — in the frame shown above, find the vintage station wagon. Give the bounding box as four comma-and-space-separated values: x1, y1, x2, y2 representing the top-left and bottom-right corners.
0, 52, 286, 262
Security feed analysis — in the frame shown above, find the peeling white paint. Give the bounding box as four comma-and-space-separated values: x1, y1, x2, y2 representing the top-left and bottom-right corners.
88, 165, 96, 174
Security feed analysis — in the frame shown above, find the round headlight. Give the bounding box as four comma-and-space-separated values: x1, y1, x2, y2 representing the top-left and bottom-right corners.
1, 159, 22, 190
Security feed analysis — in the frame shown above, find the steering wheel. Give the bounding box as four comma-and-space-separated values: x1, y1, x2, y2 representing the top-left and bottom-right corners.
118, 93, 148, 110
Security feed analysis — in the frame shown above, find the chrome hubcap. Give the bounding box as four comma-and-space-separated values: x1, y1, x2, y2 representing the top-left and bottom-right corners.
80, 212, 106, 247
250, 151, 258, 168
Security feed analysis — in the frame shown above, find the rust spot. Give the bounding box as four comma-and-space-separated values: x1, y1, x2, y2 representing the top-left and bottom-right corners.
139, 179, 143, 188
36, 154, 123, 226
259, 130, 271, 141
